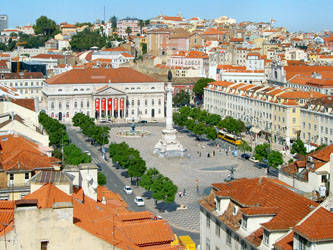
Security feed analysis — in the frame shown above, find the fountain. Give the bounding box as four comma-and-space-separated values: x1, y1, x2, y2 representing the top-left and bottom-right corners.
117, 118, 150, 138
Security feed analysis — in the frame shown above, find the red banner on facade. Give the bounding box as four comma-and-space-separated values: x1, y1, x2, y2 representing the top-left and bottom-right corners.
120, 98, 124, 110
101, 98, 106, 111
108, 98, 112, 111
114, 98, 118, 110
95, 98, 100, 111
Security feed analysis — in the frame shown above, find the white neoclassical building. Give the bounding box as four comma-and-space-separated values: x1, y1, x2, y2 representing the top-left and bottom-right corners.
42, 67, 165, 122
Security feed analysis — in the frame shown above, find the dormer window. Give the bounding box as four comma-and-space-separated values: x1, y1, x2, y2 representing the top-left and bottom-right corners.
263, 230, 270, 246
233, 206, 238, 215
241, 216, 247, 229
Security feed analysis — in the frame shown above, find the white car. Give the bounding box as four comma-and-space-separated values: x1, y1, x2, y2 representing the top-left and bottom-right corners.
84, 151, 91, 156
249, 157, 259, 163
134, 196, 145, 206
123, 186, 133, 195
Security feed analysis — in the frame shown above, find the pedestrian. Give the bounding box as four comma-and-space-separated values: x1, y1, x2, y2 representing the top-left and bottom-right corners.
178, 191, 182, 198
183, 188, 186, 196
213, 150, 215, 157
199, 152, 201, 157
226, 150, 228, 155
207, 153, 210, 158
196, 184, 199, 193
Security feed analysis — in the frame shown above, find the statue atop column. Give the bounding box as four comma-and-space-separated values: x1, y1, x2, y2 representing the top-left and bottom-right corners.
153, 73, 186, 158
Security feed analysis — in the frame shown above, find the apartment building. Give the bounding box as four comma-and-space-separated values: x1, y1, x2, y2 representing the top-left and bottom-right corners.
0, 166, 181, 249
117, 18, 140, 38
0, 72, 45, 102
300, 96, 333, 146
0, 134, 58, 200
204, 81, 325, 145
167, 50, 209, 77
199, 177, 318, 250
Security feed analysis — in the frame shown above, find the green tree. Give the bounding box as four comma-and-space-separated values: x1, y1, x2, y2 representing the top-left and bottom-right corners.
33, 16, 60, 39
141, 42, 147, 54
206, 114, 221, 126
151, 175, 178, 206
205, 126, 217, 140
110, 16, 117, 31
139, 19, 144, 34
144, 19, 150, 26
63, 144, 91, 165
179, 106, 191, 118
193, 78, 215, 98
139, 168, 160, 191
185, 119, 195, 131
125, 27, 132, 37
220, 116, 245, 135
128, 155, 147, 185
193, 122, 206, 137
291, 139, 307, 156
268, 150, 283, 168
238, 140, 252, 153
254, 143, 270, 162
173, 89, 190, 107
70, 28, 107, 51
98, 172, 107, 185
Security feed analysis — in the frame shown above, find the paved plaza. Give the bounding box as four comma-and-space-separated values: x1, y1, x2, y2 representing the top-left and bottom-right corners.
108, 126, 267, 232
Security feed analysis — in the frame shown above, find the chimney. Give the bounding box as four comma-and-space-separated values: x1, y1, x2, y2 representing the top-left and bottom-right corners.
330, 153, 333, 196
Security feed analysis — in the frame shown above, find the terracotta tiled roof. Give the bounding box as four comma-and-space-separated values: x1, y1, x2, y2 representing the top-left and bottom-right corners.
0, 201, 14, 235
32, 54, 65, 59
11, 98, 35, 111
242, 207, 279, 216
274, 231, 293, 250
161, 16, 183, 22
294, 207, 333, 242
23, 183, 73, 208
310, 144, 333, 162
46, 68, 158, 84
0, 72, 44, 80
116, 220, 174, 247
211, 178, 318, 231
245, 227, 264, 247
0, 134, 59, 171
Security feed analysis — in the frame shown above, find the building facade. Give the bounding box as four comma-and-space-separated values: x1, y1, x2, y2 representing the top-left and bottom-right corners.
42, 67, 165, 122
117, 18, 140, 38
0, 15, 8, 31
204, 81, 326, 146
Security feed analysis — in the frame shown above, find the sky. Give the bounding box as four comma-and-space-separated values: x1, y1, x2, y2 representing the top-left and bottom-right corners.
1, 0, 332, 32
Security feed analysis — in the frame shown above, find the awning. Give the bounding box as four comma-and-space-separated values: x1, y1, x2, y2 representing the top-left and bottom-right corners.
250, 127, 261, 134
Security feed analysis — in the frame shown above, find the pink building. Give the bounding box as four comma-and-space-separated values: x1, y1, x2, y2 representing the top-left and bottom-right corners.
117, 18, 140, 38
167, 50, 209, 77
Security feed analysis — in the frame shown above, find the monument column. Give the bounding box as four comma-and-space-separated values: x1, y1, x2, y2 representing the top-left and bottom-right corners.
166, 82, 173, 130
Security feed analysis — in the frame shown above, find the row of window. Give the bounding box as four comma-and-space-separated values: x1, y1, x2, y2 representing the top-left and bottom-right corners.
3, 81, 42, 87
130, 108, 161, 115
130, 99, 161, 106
51, 101, 90, 109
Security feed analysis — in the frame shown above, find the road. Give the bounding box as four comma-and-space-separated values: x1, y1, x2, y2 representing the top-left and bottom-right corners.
66, 126, 200, 245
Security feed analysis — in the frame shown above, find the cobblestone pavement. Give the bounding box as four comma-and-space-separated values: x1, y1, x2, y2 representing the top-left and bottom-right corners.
107, 126, 267, 233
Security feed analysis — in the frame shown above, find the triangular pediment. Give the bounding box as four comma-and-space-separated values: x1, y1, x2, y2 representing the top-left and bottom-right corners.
94, 85, 126, 96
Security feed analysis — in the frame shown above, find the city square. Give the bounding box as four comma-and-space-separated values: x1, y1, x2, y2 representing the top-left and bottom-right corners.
108, 125, 267, 232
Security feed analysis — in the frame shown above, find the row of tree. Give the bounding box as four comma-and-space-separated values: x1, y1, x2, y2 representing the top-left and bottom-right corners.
72, 113, 110, 145
109, 142, 178, 206
254, 143, 283, 169
38, 112, 91, 165
173, 106, 246, 140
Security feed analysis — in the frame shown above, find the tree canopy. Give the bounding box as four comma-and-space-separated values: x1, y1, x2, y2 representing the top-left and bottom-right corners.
70, 28, 107, 51
173, 89, 190, 107
33, 16, 60, 39
291, 139, 307, 156
254, 143, 270, 162
98, 172, 107, 185
193, 78, 215, 98
238, 140, 252, 153
268, 150, 283, 169
219, 116, 246, 135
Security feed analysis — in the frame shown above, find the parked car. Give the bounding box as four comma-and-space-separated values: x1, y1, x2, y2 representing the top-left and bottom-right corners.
255, 162, 269, 169
267, 166, 279, 177
138, 120, 148, 124
134, 196, 145, 206
96, 163, 102, 172
241, 153, 250, 160
249, 157, 259, 163
123, 186, 133, 195
83, 151, 91, 156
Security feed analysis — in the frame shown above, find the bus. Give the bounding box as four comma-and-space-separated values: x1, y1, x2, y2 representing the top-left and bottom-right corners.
218, 130, 242, 145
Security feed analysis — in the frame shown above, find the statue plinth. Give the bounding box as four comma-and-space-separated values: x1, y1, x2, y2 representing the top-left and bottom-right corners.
153, 81, 186, 158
